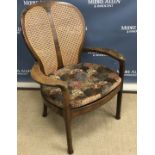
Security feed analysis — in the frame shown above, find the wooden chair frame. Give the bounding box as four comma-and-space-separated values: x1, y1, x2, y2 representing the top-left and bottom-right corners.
21, 1, 125, 154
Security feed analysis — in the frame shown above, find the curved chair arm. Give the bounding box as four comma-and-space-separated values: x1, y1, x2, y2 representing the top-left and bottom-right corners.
31, 63, 70, 107
82, 48, 125, 88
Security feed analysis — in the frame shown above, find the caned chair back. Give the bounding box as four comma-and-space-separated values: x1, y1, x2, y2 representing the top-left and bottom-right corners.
21, 1, 85, 75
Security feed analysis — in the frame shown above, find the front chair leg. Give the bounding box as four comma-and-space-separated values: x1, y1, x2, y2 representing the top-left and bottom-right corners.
42, 103, 48, 117
64, 109, 73, 154
116, 91, 123, 120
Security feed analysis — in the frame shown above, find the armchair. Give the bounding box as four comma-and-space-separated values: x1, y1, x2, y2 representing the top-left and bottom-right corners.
21, 1, 125, 154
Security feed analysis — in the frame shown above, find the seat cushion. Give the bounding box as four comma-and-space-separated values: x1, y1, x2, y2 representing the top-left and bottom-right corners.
41, 63, 121, 108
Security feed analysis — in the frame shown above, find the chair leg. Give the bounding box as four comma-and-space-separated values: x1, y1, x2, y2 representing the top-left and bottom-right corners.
116, 91, 123, 120
64, 111, 73, 154
42, 103, 48, 117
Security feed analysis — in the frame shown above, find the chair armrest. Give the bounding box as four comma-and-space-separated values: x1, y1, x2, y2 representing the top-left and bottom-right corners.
83, 48, 125, 62
31, 63, 68, 89
31, 63, 70, 107
82, 48, 125, 88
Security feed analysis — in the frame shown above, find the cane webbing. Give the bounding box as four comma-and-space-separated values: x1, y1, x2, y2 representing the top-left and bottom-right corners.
24, 6, 58, 75
52, 2, 85, 66
22, 2, 85, 75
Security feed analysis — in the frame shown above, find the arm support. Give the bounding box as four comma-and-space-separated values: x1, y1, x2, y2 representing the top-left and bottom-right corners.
31, 63, 70, 107
83, 48, 125, 87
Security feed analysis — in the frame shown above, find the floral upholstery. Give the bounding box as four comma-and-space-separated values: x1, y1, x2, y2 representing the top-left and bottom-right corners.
41, 63, 121, 108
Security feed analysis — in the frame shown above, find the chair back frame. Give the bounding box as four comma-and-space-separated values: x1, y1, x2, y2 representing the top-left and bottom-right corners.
21, 1, 85, 75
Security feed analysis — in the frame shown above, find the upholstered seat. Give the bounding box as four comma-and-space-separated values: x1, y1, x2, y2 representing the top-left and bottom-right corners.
42, 63, 121, 108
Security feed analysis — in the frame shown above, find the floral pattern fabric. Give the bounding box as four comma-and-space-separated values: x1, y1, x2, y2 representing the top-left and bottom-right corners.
42, 63, 121, 108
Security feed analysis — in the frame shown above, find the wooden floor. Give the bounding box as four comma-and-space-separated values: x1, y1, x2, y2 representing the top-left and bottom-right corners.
18, 90, 136, 155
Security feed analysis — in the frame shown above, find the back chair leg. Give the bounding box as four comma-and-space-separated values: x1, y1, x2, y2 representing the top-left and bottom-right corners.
64, 110, 73, 154
42, 103, 48, 117
116, 90, 123, 120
